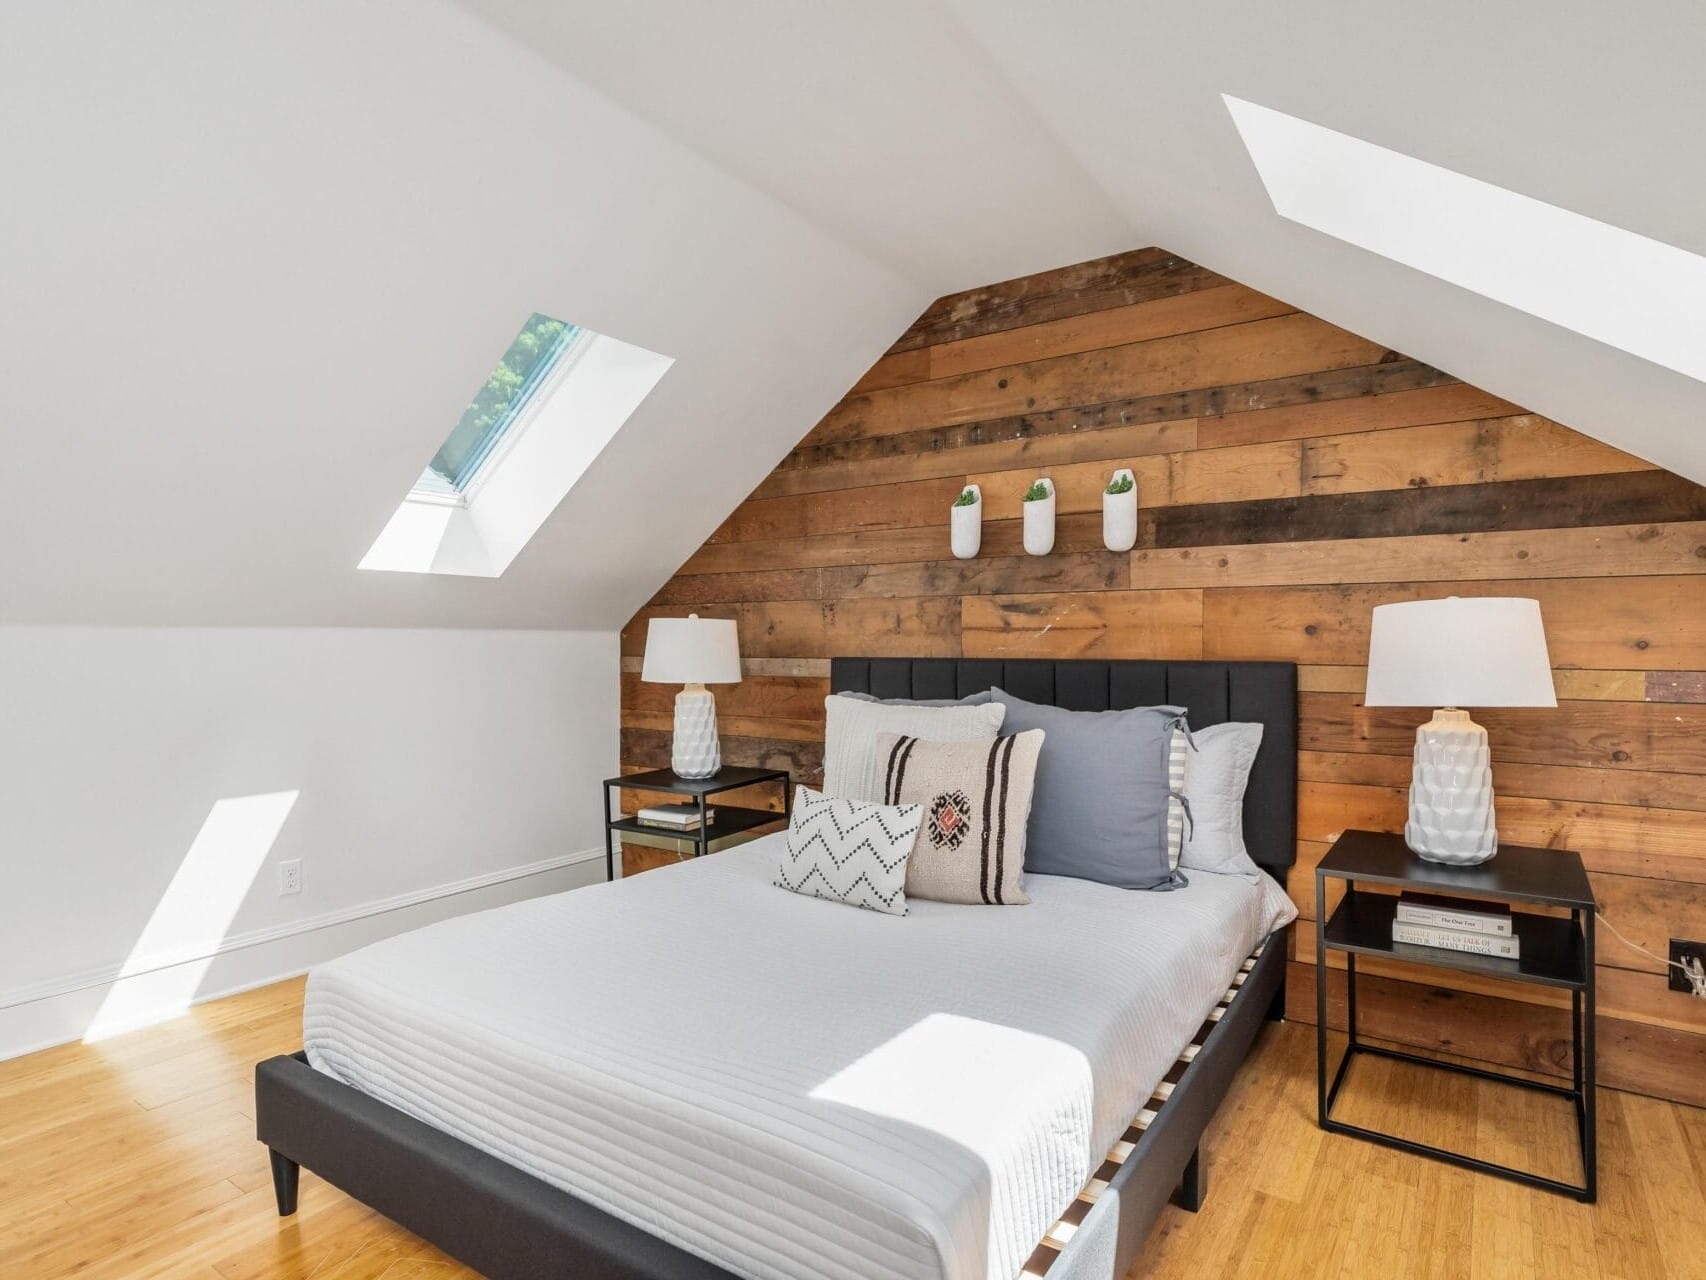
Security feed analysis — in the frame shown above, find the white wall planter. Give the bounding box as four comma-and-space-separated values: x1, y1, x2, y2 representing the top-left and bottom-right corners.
1103, 468, 1137, 552
950, 485, 982, 559
1022, 477, 1056, 556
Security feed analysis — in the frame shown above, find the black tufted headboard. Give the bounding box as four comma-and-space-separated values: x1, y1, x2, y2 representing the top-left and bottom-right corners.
829, 657, 1297, 886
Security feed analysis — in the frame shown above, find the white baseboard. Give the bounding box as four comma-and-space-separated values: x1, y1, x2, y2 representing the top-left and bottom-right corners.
0, 848, 606, 1062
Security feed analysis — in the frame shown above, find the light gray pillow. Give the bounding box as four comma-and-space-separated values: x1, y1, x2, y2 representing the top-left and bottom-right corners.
1180, 722, 1264, 877
838, 690, 994, 706
822, 695, 1006, 802
991, 688, 1187, 891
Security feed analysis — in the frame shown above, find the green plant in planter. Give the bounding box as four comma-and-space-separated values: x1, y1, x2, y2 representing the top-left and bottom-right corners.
1022, 480, 1051, 502
953, 487, 979, 508
1105, 473, 1135, 496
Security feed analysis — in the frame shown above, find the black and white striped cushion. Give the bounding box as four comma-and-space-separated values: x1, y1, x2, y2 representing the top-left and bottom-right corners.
876, 729, 1044, 906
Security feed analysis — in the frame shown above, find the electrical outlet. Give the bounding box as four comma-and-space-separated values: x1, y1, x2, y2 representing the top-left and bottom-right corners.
279, 859, 302, 896
1670, 938, 1706, 995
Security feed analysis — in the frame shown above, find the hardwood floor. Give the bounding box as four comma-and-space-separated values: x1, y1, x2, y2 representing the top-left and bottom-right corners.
3, 980, 1702, 1278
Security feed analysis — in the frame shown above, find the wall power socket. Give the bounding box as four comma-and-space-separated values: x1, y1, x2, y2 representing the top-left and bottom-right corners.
1670, 938, 1706, 997
279, 859, 302, 896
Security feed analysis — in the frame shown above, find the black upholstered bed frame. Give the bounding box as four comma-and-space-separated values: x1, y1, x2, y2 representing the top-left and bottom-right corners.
256, 656, 1297, 1280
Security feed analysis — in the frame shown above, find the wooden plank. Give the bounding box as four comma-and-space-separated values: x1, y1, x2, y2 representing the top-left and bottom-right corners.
778, 358, 1453, 480
848, 345, 931, 395
1143, 470, 1706, 549
969, 440, 1302, 523
888, 249, 1224, 352
1202, 577, 1706, 670
1300, 691, 1706, 776
1296, 778, 1706, 883
822, 596, 961, 657
651, 567, 827, 606
756, 418, 1195, 501
1298, 748, 1706, 812
1197, 381, 1519, 447
678, 512, 1108, 576
710, 477, 967, 545
910, 284, 1295, 383
961, 589, 1204, 659
820, 551, 1129, 600
1647, 671, 1706, 703
1136, 522, 1706, 589
1301, 416, 1652, 495
1295, 664, 1697, 704
810, 313, 1390, 445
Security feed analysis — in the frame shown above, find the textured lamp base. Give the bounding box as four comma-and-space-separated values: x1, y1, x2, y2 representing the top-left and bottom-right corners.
1405, 708, 1497, 865
671, 685, 722, 779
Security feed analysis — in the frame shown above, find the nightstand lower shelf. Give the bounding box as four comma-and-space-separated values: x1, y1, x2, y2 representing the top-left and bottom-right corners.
1320, 1042, 1593, 1200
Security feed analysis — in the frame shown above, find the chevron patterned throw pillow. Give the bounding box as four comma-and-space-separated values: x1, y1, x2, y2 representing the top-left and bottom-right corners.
775, 786, 922, 915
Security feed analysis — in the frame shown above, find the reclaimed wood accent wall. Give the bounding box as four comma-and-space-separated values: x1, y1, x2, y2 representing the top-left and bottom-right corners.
622, 248, 1706, 1106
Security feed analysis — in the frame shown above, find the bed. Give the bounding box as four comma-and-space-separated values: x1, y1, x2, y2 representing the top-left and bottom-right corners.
257, 657, 1298, 1280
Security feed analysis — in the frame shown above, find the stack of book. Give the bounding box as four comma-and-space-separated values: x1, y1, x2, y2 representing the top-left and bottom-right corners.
634, 803, 713, 831
1391, 892, 1520, 958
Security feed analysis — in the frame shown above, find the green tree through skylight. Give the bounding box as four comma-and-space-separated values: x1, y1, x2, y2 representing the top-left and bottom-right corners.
423, 313, 578, 493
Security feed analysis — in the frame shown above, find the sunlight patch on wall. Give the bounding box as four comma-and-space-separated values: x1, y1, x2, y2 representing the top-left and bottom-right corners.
84, 790, 300, 1042
1224, 94, 1706, 385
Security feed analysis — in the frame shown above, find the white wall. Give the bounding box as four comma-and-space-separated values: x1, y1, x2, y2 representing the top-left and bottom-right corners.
0, 0, 923, 630
0, 625, 618, 1058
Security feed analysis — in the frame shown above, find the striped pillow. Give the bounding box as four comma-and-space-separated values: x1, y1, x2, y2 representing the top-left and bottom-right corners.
874, 730, 1044, 906
1167, 727, 1189, 872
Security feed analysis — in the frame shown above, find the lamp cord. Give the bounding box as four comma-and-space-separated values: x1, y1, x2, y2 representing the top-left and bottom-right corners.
1596, 911, 1706, 997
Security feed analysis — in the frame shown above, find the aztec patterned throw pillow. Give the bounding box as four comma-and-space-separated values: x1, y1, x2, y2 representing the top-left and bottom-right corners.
874, 729, 1045, 905
775, 786, 923, 915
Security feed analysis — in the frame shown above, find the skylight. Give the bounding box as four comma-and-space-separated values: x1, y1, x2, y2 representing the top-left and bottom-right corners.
412, 313, 585, 502
1224, 94, 1706, 386
361, 314, 673, 577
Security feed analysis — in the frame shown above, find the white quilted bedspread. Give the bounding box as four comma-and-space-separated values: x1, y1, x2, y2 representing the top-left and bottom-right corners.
305, 835, 1294, 1280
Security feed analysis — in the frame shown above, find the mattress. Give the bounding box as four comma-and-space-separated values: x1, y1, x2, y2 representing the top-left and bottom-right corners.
305, 835, 1296, 1280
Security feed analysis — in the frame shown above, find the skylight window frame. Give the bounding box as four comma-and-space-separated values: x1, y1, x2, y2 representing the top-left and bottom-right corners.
1222, 93, 1706, 388
410, 321, 593, 508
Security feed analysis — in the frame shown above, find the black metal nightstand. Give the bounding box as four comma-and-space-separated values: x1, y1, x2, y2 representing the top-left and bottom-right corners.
1316, 828, 1597, 1201
602, 766, 792, 881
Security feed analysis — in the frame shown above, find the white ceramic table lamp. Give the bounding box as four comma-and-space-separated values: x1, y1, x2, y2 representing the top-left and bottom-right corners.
1365, 597, 1556, 865
641, 614, 742, 779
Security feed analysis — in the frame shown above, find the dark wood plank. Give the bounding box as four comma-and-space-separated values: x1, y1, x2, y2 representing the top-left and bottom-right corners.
1142, 470, 1706, 549
775, 358, 1455, 477
888, 249, 1225, 352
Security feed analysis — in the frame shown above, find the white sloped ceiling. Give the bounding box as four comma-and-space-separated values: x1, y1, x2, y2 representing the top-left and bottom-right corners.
4, 0, 1701, 629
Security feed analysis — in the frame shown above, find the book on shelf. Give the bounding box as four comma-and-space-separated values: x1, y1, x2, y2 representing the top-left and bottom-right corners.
1392, 920, 1521, 959
1395, 891, 1512, 937
634, 803, 714, 829
619, 827, 764, 857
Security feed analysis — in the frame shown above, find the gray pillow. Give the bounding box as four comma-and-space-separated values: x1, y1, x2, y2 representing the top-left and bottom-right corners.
991, 688, 1187, 891
838, 690, 994, 707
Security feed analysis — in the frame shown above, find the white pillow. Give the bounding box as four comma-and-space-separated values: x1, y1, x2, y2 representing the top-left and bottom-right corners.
775, 787, 922, 915
821, 694, 1006, 801
1180, 722, 1264, 877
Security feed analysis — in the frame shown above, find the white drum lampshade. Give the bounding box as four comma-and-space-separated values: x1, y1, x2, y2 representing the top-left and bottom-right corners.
1366, 597, 1555, 865
641, 614, 742, 779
